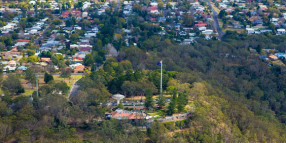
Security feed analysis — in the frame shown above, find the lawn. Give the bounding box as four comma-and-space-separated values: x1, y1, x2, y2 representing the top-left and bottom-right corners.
272, 60, 285, 66
125, 94, 172, 102
51, 75, 83, 87
146, 109, 166, 118
9, 74, 83, 97
223, 28, 245, 33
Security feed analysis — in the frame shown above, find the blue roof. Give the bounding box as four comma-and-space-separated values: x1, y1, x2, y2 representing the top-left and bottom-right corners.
17, 66, 28, 70
258, 55, 267, 59
275, 53, 285, 56
275, 53, 286, 58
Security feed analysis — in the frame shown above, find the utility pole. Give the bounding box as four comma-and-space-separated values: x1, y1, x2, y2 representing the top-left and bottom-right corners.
36, 75, 39, 97
160, 60, 163, 96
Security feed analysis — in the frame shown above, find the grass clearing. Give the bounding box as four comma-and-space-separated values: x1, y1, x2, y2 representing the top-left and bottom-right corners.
5, 74, 83, 97
125, 94, 172, 101
223, 28, 245, 33
211, 3, 220, 14
146, 109, 166, 117
272, 60, 285, 66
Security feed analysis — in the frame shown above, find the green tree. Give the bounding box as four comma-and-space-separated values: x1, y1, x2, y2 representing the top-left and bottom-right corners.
157, 95, 165, 109
177, 92, 188, 112
25, 68, 36, 88
183, 14, 195, 27
219, 9, 227, 19
65, 60, 71, 66
148, 121, 168, 142
44, 72, 54, 84
83, 53, 94, 66
117, 101, 124, 109
27, 49, 35, 56
145, 88, 154, 110
70, 33, 80, 44
61, 68, 72, 79
2, 74, 24, 95
0, 68, 3, 84
167, 94, 177, 115
52, 19, 61, 25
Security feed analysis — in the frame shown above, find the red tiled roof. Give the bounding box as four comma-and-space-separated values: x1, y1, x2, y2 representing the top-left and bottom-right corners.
17, 39, 30, 42
112, 112, 144, 119
195, 24, 207, 27
73, 57, 82, 60
10, 47, 18, 52
61, 10, 82, 18
147, 6, 158, 11
74, 65, 85, 72
41, 57, 51, 63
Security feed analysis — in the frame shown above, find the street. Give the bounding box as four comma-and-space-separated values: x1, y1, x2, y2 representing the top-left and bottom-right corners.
68, 78, 81, 100
205, 0, 224, 39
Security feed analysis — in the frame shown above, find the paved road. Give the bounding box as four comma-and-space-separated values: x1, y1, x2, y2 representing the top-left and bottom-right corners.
116, 0, 120, 10
205, 0, 224, 39
35, 23, 53, 45
68, 78, 81, 100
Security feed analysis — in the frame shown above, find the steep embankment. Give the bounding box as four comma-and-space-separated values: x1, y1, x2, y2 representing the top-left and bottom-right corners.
176, 82, 286, 143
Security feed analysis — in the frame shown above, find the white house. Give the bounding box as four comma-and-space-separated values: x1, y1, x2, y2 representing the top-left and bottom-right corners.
202, 29, 213, 35
82, 2, 91, 10
69, 63, 83, 69
150, 1, 158, 6
82, 12, 88, 18
198, 26, 207, 31
246, 28, 255, 34
3, 66, 16, 72
84, 32, 96, 38
29, 1, 36, 5
29, 29, 38, 34
277, 29, 286, 35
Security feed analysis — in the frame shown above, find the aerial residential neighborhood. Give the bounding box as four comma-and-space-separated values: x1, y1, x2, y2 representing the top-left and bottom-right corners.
2, 0, 286, 73
0, 0, 286, 142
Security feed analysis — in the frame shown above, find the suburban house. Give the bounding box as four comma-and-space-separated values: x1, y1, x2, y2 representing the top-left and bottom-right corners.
69, 63, 83, 69
275, 53, 286, 59
17, 66, 28, 72
277, 29, 286, 35
15, 39, 30, 47
6, 60, 17, 67
147, 6, 159, 14
61, 10, 82, 19
3, 60, 17, 72
269, 54, 278, 61
73, 65, 85, 73
41, 57, 51, 63
106, 109, 146, 121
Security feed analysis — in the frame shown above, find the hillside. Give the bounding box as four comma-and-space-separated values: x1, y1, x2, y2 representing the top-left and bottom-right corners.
2, 34, 286, 142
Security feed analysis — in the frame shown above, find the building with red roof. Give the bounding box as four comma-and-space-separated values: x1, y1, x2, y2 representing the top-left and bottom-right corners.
17, 39, 30, 42
195, 23, 207, 27
41, 57, 51, 63
73, 57, 83, 60
147, 6, 159, 14
107, 109, 145, 120
61, 10, 82, 18
74, 65, 85, 73
10, 47, 18, 52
